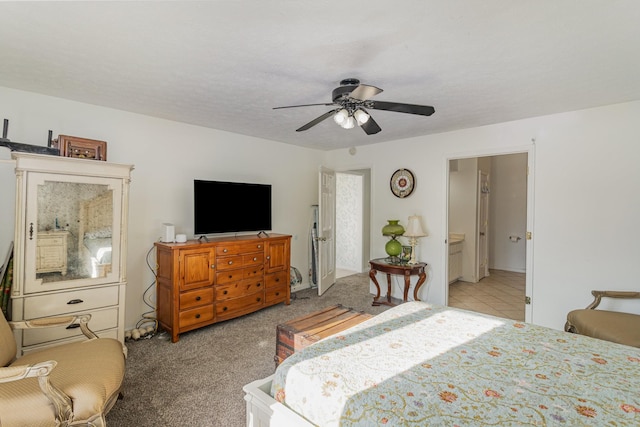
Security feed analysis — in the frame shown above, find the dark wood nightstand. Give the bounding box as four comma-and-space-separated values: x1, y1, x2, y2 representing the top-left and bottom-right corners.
369, 258, 427, 306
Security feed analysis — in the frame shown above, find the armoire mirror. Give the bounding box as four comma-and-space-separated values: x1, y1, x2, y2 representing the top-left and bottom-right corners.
35, 180, 113, 283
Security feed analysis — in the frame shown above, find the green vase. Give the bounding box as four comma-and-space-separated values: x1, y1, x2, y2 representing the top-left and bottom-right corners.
385, 236, 403, 257
382, 220, 405, 237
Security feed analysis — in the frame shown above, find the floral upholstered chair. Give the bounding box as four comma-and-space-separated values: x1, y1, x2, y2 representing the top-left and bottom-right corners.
0, 311, 126, 426
565, 290, 640, 347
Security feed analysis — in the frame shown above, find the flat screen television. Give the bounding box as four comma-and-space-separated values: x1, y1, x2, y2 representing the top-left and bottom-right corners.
194, 179, 272, 235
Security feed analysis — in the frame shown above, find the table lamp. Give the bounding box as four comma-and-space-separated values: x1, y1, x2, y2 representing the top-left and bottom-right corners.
405, 215, 427, 264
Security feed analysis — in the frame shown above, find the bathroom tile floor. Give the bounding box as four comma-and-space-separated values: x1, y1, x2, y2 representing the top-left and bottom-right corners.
448, 269, 526, 321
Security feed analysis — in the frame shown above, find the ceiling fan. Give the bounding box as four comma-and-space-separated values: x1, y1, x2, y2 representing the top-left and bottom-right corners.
273, 78, 435, 135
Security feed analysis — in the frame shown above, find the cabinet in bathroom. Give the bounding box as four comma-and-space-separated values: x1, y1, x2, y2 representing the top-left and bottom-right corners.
448, 239, 463, 284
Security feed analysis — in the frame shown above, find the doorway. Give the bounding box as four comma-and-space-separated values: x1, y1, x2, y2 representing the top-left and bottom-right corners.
335, 169, 371, 279
446, 151, 532, 321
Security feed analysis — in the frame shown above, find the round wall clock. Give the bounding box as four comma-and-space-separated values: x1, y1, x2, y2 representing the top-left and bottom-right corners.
390, 168, 415, 198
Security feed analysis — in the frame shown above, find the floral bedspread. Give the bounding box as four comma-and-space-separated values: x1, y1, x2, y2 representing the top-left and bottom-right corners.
271, 301, 640, 426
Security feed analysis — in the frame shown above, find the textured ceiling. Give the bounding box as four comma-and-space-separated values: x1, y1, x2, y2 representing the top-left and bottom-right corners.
1, 1, 639, 151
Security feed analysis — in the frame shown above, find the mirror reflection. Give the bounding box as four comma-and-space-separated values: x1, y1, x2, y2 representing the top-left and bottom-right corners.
36, 181, 113, 283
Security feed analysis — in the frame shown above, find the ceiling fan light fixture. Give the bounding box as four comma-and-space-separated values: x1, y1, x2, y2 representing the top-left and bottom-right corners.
341, 115, 356, 129
354, 109, 370, 125
333, 108, 348, 125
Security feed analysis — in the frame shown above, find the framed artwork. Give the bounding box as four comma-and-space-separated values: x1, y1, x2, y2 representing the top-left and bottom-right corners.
390, 168, 415, 198
57, 135, 107, 161
401, 246, 412, 263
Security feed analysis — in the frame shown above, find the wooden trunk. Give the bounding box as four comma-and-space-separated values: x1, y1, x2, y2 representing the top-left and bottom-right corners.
275, 304, 373, 366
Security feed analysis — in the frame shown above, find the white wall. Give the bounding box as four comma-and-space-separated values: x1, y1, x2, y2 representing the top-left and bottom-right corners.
325, 100, 640, 330
0, 87, 321, 330
489, 153, 527, 272
4, 85, 639, 332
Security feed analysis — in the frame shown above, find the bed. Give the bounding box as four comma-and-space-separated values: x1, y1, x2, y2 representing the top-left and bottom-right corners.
78, 191, 113, 278
244, 301, 640, 426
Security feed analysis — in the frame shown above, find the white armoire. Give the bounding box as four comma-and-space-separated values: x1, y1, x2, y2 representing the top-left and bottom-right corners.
10, 152, 133, 355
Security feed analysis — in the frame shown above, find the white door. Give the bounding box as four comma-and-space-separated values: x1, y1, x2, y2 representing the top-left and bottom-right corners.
318, 167, 336, 296
477, 170, 489, 280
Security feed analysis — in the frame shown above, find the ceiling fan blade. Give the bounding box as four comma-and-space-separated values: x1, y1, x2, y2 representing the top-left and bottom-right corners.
349, 84, 383, 101
296, 110, 336, 132
369, 100, 435, 116
360, 115, 381, 135
274, 103, 334, 110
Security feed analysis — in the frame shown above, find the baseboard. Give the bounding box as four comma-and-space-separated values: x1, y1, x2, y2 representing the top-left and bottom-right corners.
291, 282, 311, 293
489, 267, 526, 274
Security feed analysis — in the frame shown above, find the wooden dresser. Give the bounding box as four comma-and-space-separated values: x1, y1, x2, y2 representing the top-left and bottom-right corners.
155, 233, 291, 342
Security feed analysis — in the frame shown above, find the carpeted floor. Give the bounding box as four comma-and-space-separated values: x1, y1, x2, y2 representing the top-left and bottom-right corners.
106, 273, 390, 427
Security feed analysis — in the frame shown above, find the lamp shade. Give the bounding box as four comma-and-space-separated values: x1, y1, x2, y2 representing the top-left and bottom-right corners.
354, 109, 370, 125
341, 115, 356, 129
333, 108, 348, 125
404, 215, 427, 237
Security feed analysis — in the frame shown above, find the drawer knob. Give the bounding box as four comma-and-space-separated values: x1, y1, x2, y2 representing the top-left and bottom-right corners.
228, 275, 232, 279
275, 278, 280, 282
211, 265, 215, 269
228, 261, 233, 265
195, 314, 201, 319
275, 292, 280, 296
257, 244, 262, 249
196, 296, 201, 301
256, 283, 261, 287
223, 248, 228, 253
223, 307, 228, 311
67, 299, 84, 305
223, 290, 228, 295
253, 257, 257, 261
66, 323, 80, 330
266, 256, 270, 260
256, 297, 261, 302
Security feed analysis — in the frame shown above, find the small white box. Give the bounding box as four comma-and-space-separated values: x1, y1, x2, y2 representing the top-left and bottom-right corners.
161, 223, 175, 243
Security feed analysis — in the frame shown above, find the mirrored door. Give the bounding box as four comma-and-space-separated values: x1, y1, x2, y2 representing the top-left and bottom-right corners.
24, 173, 123, 293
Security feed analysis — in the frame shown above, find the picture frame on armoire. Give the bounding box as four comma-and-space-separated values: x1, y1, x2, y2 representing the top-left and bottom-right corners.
57, 135, 107, 161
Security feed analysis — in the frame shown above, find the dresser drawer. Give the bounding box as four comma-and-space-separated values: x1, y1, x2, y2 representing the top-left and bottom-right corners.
24, 286, 120, 318
216, 242, 265, 256
243, 264, 264, 279
217, 265, 265, 284
217, 252, 264, 271
216, 291, 263, 316
22, 307, 119, 346
180, 288, 214, 310
38, 236, 66, 247
242, 253, 264, 266
178, 305, 215, 328
216, 255, 243, 271
216, 267, 244, 284
265, 284, 287, 304
265, 271, 288, 288
216, 280, 263, 300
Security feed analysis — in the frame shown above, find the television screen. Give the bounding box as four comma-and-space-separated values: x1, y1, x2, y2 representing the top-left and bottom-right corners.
194, 180, 272, 235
